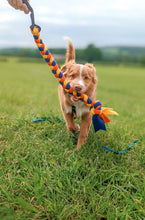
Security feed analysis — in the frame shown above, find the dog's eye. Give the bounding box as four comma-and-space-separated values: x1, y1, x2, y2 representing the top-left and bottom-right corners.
71, 74, 75, 79
84, 76, 88, 80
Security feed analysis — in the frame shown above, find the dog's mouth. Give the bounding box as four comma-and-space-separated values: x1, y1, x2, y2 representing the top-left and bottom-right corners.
71, 96, 79, 102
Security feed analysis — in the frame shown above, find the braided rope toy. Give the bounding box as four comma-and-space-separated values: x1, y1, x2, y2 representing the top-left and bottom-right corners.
23, 0, 118, 132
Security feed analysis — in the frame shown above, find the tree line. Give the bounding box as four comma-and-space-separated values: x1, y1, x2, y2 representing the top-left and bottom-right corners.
0, 45, 145, 65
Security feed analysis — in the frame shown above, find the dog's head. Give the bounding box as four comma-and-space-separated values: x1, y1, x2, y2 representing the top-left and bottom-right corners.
61, 62, 97, 102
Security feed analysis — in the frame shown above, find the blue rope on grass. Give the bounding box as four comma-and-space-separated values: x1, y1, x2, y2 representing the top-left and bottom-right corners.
33, 117, 144, 154
33, 117, 64, 123
101, 139, 143, 154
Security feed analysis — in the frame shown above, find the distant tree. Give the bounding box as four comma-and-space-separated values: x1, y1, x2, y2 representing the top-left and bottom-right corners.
140, 56, 145, 66
83, 44, 103, 62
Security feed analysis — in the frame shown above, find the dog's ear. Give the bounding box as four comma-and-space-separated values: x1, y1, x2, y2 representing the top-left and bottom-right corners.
61, 64, 67, 76
85, 63, 96, 73
61, 63, 71, 77
61, 62, 75, 76
85, 63, 97, 84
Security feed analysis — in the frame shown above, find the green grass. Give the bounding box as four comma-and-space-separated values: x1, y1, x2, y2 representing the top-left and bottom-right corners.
0, 57, 145, 219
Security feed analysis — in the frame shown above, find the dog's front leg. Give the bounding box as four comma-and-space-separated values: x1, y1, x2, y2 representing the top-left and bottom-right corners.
63, 111, 80, 132
77, 112, 92, 148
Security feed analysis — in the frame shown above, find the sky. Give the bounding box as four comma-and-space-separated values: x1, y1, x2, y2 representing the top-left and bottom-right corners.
0, 0, 145, 49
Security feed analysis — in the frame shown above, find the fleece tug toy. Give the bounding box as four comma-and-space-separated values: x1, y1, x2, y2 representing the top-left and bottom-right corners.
23, 0, 118, 133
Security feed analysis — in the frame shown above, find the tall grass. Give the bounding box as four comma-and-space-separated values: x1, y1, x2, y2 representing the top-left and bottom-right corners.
0, 57, 145, 219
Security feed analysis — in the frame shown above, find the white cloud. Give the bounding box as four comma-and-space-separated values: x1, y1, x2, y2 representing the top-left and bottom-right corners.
0, 12, 16, 22
38, 17, 70, 25
0, 1, 9, 7
0, 0, 145, 47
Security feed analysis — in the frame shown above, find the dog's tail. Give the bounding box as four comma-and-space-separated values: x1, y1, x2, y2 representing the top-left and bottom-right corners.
63, 37, 75, 63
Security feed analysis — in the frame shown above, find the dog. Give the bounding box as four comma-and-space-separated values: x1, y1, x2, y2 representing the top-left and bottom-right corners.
58, 37, 97, 148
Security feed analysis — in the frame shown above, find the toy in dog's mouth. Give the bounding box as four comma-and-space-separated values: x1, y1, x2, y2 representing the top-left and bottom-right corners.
71, 96, 79, 102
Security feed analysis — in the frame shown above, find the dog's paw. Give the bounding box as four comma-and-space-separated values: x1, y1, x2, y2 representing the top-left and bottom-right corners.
76, 143, 82, 149
74, 124, 80, 132
67, 124, 80, 132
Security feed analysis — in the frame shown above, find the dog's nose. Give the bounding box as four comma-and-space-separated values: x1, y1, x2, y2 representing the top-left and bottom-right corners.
74, 84, 83, 92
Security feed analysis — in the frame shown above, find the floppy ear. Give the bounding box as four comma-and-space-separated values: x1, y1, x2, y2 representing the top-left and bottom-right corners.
61, 64, 67, 76
61, 64, 71, 77
85, 63, 96, 73
93, 74, 97, 84
85, 63, 97, 84
61, 62, 75, 77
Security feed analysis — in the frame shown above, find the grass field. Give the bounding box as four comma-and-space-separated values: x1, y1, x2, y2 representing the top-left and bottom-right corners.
0, 57, 145, 219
